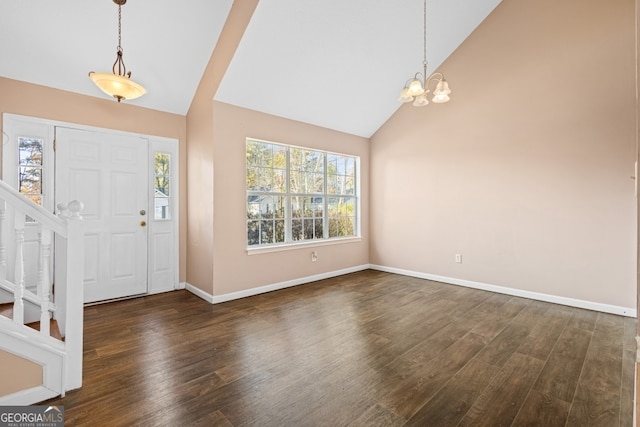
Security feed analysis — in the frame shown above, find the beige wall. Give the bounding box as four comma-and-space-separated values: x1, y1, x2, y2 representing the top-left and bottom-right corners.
371, 0, 636, 309
0, 350, 42, 395
186, 0, 259, 293
0, 77, 188, 283
212, 102, 369, 296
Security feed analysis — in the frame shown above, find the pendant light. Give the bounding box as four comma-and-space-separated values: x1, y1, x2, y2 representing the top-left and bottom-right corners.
398, 0, 451, 107
89, 0, 146, 102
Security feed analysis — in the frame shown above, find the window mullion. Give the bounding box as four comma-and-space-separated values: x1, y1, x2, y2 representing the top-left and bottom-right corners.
323, 153, 328, 239
285, 147, 292, 243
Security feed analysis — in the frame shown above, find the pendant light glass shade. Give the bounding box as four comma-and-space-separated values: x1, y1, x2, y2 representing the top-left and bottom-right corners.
398, 88, 414, 103
431, 92, 450, 104
89, 0, 145, 102
89, 71, 146, 101
407, 79, 425, 96
412, 94, 429, 107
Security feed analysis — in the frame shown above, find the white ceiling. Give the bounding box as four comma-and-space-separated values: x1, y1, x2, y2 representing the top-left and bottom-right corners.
0, 0, 500, 138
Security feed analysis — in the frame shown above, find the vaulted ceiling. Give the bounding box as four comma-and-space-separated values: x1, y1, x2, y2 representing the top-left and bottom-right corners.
0, 0, 501, 138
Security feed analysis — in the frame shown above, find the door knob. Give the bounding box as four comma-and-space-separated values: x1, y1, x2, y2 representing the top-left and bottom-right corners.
140, 221, 147, 227
140, 210, 146, 216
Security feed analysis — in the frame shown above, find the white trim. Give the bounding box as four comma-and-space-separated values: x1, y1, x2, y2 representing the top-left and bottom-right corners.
247, 237, 362, 255
185, 283, 214, 304
0, 385, 58, 406
177, 282, 186, 290
370, 264, 637, 318
186, 264, 370, 304
0, 316, 66, 403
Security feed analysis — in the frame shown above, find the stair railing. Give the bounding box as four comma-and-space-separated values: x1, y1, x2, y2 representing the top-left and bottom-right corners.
0, 179, 84, 392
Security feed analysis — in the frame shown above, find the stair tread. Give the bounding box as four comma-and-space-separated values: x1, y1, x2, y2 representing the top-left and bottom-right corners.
28, 319, 63, 341
0, 302, 63, 341
0, 303, 12, 319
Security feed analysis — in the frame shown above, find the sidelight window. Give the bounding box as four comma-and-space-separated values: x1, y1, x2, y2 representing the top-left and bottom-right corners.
18, 137, 44, 207
154, 152, 171, 220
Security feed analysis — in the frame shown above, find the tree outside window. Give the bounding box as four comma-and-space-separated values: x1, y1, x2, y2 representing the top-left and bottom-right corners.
247, 139, 358, 247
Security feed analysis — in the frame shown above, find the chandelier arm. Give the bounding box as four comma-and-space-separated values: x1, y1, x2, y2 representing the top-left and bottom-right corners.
426, 72, 445, 84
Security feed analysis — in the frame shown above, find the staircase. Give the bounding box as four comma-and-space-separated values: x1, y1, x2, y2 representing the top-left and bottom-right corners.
0, 180, 84, 405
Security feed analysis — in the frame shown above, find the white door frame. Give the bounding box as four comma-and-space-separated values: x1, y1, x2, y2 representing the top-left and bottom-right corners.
2, 113, 180, 300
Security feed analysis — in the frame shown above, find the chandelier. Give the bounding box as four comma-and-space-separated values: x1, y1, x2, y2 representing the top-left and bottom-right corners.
398, 0, 451, 107
89, 0, 146, 102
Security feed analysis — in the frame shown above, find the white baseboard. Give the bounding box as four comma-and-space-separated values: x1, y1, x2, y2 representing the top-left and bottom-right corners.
370, 264, 637, 318
0, 385, 59, 406
185, 283, 215, 304
185, 264, 370, 304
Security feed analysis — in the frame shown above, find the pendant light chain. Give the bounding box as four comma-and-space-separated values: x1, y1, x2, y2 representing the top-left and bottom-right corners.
117, 4, 122, 50
113, 2, 128, 78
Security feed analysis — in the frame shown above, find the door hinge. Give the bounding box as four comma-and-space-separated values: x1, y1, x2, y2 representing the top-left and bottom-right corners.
53, 139, 56, 151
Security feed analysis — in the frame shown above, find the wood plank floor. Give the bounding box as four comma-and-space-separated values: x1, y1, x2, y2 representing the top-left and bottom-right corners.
46, 270, 636, 426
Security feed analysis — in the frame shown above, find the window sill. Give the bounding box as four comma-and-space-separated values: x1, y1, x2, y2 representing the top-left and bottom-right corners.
247, 236, 362, 255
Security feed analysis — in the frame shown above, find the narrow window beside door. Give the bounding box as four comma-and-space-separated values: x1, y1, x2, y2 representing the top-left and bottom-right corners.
18, 137, 44, 222
154, 152, 171, 220
18, 137, 44, 206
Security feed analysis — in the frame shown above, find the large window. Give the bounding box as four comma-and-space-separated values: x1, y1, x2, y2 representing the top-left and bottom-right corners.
246, 139, 358, 247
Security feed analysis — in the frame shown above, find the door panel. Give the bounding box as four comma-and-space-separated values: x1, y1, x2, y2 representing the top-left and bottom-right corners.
55, 127, 148, 303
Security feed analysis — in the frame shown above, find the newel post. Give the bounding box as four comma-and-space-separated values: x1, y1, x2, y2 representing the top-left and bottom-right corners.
63, 200, 85, 391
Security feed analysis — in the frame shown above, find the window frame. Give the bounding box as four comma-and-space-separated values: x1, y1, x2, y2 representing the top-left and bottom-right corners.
246, 138, 360, 252
153, 151, 172, 221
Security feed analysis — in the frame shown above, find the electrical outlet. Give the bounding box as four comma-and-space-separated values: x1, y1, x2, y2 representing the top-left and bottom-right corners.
455, 254, 462, 263
311, 251, 318, 262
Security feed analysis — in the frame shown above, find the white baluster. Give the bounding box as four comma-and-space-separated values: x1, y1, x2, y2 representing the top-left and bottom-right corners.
0, 198, 6, 282
38, 226, 52, 337
13, 212, 25, 325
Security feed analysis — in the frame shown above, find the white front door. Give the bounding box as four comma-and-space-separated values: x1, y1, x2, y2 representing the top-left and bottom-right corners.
55, 127, 149, 303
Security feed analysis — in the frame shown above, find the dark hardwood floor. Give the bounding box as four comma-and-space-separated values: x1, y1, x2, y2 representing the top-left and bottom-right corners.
46, 270, 636, 426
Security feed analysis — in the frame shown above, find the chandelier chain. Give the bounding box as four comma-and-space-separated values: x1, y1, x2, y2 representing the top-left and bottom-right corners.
422, 0, 427, 67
